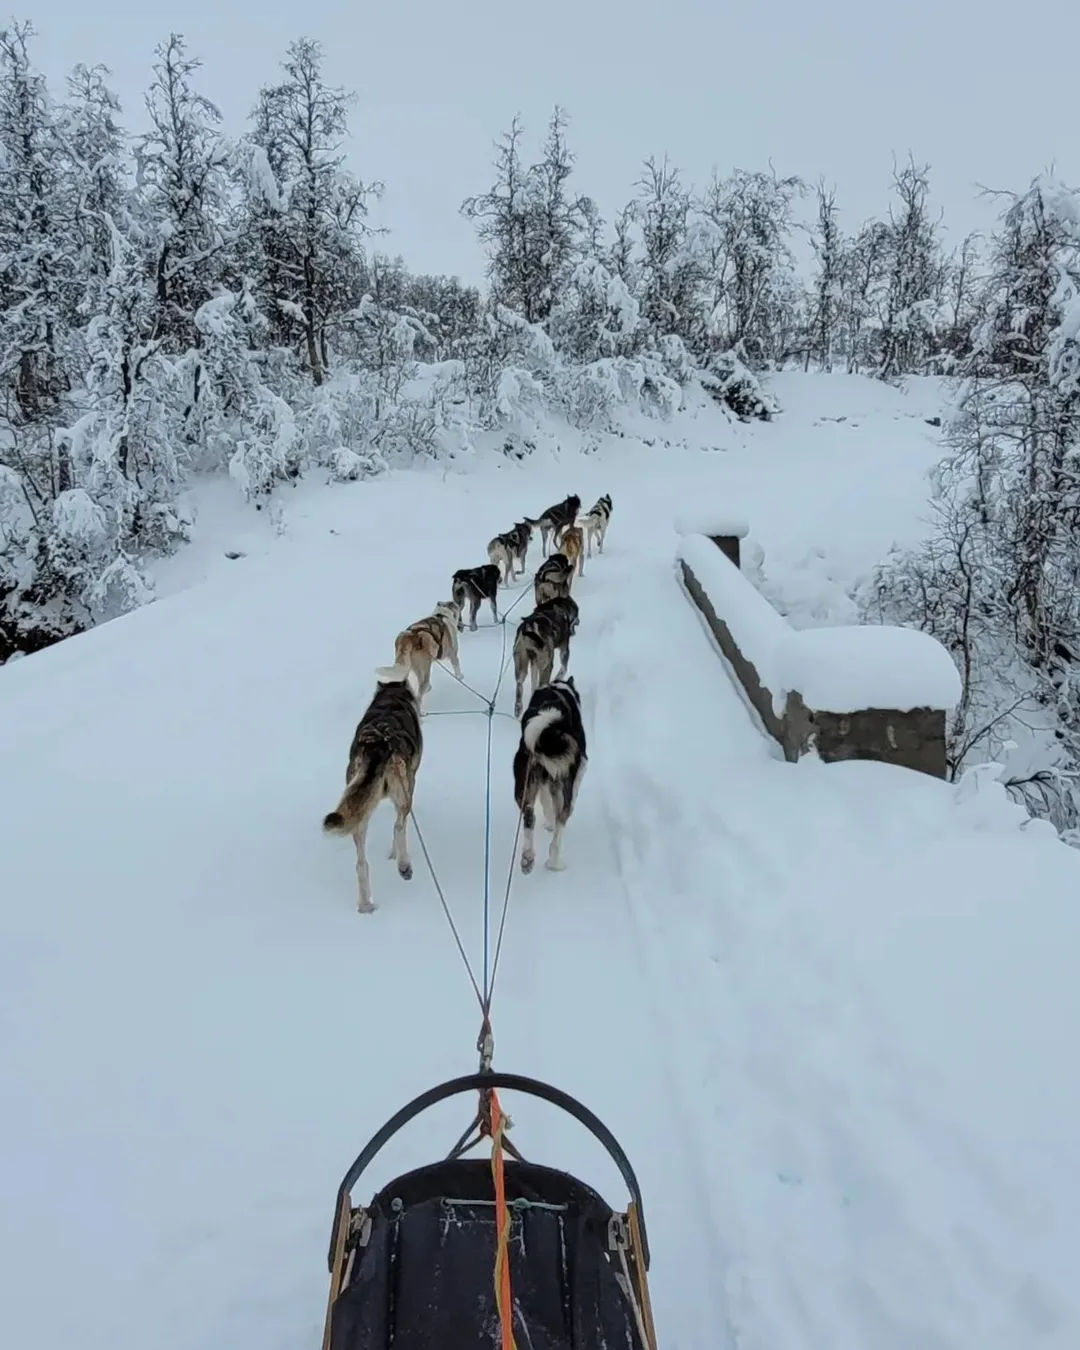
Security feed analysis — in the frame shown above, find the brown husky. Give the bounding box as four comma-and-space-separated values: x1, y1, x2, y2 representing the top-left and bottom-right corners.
393, 600, 463, 705
322, 666, 423, 913
559, 523, 585, 577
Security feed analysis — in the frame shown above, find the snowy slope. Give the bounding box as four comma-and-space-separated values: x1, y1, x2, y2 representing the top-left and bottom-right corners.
3, 374, 1080, 1350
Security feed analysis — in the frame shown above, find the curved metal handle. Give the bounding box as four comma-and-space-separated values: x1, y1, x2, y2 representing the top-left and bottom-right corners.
329, 1070, 650, 1269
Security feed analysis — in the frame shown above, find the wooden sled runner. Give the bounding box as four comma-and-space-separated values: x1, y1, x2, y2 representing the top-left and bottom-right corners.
322, 1071, 659, 1350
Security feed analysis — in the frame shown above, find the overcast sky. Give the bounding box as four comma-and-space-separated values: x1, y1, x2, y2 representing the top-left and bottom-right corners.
22, 0, 1080, 285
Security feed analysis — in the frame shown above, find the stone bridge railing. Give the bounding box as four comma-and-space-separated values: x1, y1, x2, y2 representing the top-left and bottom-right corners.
675, 517, 961, 779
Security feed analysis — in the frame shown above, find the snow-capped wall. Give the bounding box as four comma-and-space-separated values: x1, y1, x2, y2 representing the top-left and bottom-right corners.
676, 530, 959, 776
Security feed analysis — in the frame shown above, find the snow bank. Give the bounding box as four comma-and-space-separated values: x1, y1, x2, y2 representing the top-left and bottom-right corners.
674, 510, 750, 539
677, 532, 788, 692
780, 623, 962, 713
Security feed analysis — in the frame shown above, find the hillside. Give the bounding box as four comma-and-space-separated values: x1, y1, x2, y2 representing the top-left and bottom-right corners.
3, 373, 1080, 1350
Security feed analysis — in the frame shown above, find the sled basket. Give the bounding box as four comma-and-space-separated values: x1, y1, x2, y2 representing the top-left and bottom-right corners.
322, 1071, 658, 1350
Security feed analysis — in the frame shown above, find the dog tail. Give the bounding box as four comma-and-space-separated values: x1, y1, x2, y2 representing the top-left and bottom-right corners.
393, 632, 412, 668
378, 663, 423, 703
523, 705, 563, 755
323, 753, 387, 835
375, 662, 409, 684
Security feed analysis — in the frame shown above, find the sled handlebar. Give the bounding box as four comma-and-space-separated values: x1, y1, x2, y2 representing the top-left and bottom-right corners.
329, 1069, 651, 1269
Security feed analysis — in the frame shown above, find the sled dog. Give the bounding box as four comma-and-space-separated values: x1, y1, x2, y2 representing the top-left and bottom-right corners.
583, 494, 612, 556
559, 523, 585, 577
533, 552, 574, 607
487, 521, 533, 583
322, 666, 423, 913
393, 600, 463, 705
451, 564, 501, 631
513, 676, 587, 874
527, 494, 581, 556
512, 595, 580, 718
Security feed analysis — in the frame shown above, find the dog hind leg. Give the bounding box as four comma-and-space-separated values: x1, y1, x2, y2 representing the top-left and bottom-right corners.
536, 647, 555, 689
387, 759, 415, 881
514, 646, 529, 719
547, 762, 586, 871
520, 792, 538, 874
353, 815, 375, 912
543, 781, 567, 870
447, 629, 463, 681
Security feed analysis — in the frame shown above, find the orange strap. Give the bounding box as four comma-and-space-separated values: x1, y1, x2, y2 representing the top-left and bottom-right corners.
489, 1090, 518, 1350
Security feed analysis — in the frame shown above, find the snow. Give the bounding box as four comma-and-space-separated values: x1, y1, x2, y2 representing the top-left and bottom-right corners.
779, 622, 963, 713
4, 372, 1080, 1350
673, 510, 750, 539
676, 530, 789, 694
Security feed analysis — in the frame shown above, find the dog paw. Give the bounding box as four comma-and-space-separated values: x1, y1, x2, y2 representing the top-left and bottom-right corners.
544, 856, 566, 872
520, 852, 535, 875
398, 862, 414, 881
357, 899, 377, 914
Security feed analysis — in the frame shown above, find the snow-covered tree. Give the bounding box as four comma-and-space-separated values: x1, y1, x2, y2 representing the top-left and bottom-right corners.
462, 108, 591, 328
938, 230, 983, 368
877, 159, 944, 378
837, 219, 891, 372
869, 175, 1080, 836
54, 63, 130, 321
0, 22, 70, 429
549, 257, 641, 364
240, 37, 382, 384
630, 156, 702, 344
134, 35, 232, 353
805, 180, 844, 370
693, 166, 805, 367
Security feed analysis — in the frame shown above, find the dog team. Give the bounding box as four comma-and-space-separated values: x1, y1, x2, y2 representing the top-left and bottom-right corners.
322, 492, 613, 912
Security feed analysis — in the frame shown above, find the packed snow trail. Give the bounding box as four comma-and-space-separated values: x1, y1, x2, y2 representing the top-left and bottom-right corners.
0, 464, 753, 1350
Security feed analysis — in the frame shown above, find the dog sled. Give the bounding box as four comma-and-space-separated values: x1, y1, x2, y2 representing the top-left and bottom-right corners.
322, 1070, 659, 1350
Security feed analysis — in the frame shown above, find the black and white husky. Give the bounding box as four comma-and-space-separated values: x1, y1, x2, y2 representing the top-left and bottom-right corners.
527, 494, 581, 557
451, 564, 501, 631
513, 676, 587, 874
583, 494, 612, 556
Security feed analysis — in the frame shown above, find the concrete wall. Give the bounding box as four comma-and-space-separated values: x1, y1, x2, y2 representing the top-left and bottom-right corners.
680, 536, 951, 779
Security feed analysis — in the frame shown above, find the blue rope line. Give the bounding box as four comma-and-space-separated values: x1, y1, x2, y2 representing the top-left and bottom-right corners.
420, 568, 536, 1015
481, 598, 512, 1007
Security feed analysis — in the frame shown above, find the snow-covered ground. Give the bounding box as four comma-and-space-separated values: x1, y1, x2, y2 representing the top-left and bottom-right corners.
3, 373, 1079, 1350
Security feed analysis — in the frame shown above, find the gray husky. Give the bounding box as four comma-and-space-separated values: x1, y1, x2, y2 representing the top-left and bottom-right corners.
322, 666, 423, 913
487, 521, 533, 583
512, 595, 580, 717
533, 552, 574, 607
